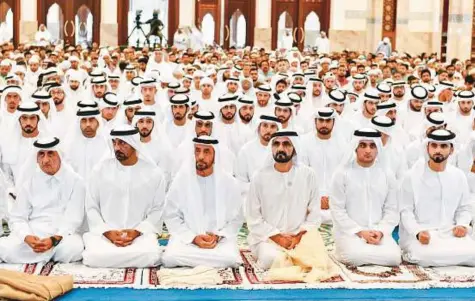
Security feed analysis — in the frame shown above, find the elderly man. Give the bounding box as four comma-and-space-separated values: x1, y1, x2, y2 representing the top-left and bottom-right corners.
301, 108, 346, 224
82, 125, 166, 268
400, 129, 475, 267
0, 137, 85, 263
331, 128, 401, 266
162, 136, 243, 268
63, 108, 108, 179
246, 130, 320, 269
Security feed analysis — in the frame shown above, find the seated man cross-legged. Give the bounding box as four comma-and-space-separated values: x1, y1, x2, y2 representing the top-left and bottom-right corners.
0, 137, 85, 264
162, 136, 243, 268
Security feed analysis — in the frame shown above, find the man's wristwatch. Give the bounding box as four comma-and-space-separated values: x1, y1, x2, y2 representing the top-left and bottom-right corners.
50, 236, 61, 247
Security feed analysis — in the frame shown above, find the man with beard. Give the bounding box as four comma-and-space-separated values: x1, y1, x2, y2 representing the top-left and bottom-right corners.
392, 81, 408, 107
162, 136, 243, 268
64, 70, 85, 104
82, 125, 166, 268
255, 84, 274, 116
165, 94, 191, 148
306, 78, 324, 109
401, 86, 428, 134
246, 130, 320, 269
121, 98, 143, 125
274, 78, 288, 94
347, 74, 366, 105
0, 137, 85, 264
133, 108, 174, 188
0, 85, 22, 128
448, 91, 475, 142
274, 95, 297, 131
331, 128, 401, 266
0, 102, 48, 187
216, 93, 244, 154
90, 76, 108, 102
400, 129, 475, 267
48, 83, 74, 140
235, 115, 281, 197
237, 95, 256, 142
301, 108, 346, 224
63, 108, 108, 180
351, 90, 380, 128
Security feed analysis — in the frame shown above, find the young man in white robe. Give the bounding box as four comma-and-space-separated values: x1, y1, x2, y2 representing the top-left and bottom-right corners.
331, 128, 401, 266
48, 83, 75, 140
82, 125, 166, 268
133, 108, 174, 188
162, 136, 243, 268
99, 92, 120, 134
350, 90, 380, 129
164, 94, 191, 148
254, 85, 274, 116
246, 130, 320, 269
376, 100, 410, 147
0, 85, 22, 129
235, 115, 281, 197
0, 137, 85, 263
370, 116, 408, 181
0, 102, 49, 189
216, 93, 244, 154
237, 95, 257, 143
401, 86, 428, 134
400, 129, 475, 267
301, 108, 346, 224
139, 78, 165, 122
449, 90, 475, 143
63, 108, 109, 180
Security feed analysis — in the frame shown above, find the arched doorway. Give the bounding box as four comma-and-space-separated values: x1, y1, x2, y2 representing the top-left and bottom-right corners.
223, 0, 255, 49
277, 11, 294, 50
271, 0, 331, 50
0, 0, 19, 46
118, 0, 179, 47
38, 0, 100, 45
195, 0, 221, 46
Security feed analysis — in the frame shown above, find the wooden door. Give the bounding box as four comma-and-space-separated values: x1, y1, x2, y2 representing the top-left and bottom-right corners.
272, 0, 331, 51
38, 0, 100, 45
298, 0, 331, 50
223, 0, 255, 49
271, 0, 299, 50
195, 0, 221, 46
0, 0, 20, 46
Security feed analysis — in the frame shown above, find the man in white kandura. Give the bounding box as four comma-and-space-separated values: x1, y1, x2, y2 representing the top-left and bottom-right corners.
246, 130, 320, 269
331, 128, 401, 266
82, 125, 166, 268
301, 108, 347, 224
400, 129, 475, 267
162, 136, 243, 268
0, 137, 85, 263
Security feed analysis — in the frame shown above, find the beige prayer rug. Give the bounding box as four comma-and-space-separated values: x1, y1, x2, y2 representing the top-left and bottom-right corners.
240, 250, 344, 285
424, 266, 475, 287
144, 266, 242, 288
332, 257, 430, 285
39, 262, 142, 288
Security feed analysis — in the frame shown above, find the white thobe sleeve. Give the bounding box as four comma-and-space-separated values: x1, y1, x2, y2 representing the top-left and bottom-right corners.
455, 175, 473, 228
9, 184, 34, 239
164, 194, 197, 244
330, 169, 364, 235
374, 177, 399, 234
245, 178, 281, 242
299, 170, 321, 231
215, 207, 243, 239
56, 178, 86, 237
135, 173, 166, 234
234, 149, 250, 183
86, 171, 115, 235
399, 175, 425, 238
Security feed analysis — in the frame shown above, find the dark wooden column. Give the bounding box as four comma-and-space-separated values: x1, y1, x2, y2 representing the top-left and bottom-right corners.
381, 0, 397, 49
440, 0, 449, 62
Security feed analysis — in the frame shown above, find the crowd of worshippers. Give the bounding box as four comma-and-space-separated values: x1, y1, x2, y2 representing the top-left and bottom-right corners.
0, 42, 474, 270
